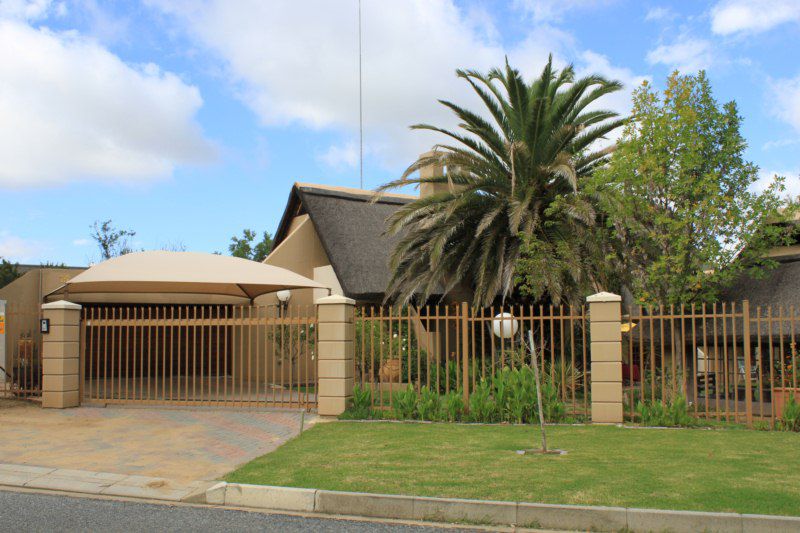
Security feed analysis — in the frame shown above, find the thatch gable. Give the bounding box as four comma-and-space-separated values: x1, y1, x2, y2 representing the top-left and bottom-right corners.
272, 183, 417, 303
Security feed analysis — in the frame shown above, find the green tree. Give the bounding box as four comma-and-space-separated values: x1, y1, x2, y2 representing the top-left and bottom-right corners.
91, 220, 136, 260
595, 71, 792, 305
229, 229, 273, 262
0, 258, 21, 288
377, 57, 625, 306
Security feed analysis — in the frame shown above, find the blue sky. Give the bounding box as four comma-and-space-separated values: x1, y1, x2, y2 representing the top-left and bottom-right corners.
0, 0, 798, 266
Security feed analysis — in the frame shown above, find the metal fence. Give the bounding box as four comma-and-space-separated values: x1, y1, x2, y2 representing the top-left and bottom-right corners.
354, 303, 589, 414
81, 304, 318, 409
624, 301, 799, 424
0, 303, 42, 400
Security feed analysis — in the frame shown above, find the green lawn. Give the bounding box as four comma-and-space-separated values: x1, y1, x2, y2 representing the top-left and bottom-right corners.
227, 422, 800, 517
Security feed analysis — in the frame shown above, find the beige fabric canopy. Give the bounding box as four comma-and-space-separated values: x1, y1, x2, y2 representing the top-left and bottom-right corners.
46, 251, 328, 303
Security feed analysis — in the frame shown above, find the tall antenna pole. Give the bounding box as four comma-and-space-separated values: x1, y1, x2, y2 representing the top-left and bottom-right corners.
358, 0, 364, 189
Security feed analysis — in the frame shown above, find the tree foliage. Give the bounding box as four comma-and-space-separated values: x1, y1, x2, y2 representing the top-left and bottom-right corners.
378, 56, 625, 307
91, 220, 137, 260
594, 71, 793, 305
229, 229, 273, 262
0, 258, 21, 289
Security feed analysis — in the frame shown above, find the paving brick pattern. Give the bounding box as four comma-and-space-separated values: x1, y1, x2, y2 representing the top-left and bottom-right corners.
0, 401, 316, 481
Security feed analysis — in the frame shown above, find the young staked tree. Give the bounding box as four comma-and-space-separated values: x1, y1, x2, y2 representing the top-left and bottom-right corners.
595, 71, 792, 305
377, 57, 625, 307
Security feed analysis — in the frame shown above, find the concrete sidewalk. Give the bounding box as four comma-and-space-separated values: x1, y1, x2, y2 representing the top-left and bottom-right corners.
0, 463, 213, 502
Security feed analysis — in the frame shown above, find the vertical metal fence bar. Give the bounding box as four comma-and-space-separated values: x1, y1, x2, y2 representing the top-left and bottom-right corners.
778, 306, 786, 404
659, 305, 665, 404
767, 306, 775, 425
648, 305, 655, 404
569, 305, 576, 412
720, 303, 728, 421
680, 304, 687, 401
756, 305, 764, 420
791, 306, 797, 391
690, 304, 697, 418
582, 306, 588, 416
110, 307, 117, 401
370, 306, 376, 407
223, 306, 229, 407
669, 304, 676, 401
461, 302, 469, 405
742, 300, 753, 426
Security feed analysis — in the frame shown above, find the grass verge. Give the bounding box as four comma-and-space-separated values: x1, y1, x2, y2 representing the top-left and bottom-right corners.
226, 422, 800, 517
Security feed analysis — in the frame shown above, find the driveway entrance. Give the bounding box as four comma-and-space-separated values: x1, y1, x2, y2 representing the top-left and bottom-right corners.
0, 400, 314, 482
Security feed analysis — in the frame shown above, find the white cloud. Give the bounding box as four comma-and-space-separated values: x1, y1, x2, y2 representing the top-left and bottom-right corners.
645, 7, 676, 22
0, 20, 214, 187
72, 238, 90, 246
0, 0, 61, 20
513, 0, 614, 22
646, 37, 713, 72
763, 138, 800, 151
318, 142, 359, 170
711, 0, 800, 35
768, 75, 800, 134
0, 231, 45, 262
148, 0, 644, 170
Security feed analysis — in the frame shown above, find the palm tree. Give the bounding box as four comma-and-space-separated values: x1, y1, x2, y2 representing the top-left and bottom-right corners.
377, 56, 625, 307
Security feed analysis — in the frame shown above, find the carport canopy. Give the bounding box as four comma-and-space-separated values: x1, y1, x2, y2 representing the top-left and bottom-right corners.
45, 251, 328, 303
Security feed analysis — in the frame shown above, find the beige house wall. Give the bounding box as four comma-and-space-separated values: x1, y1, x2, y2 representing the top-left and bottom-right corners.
0, 268, 84, 362
262, 214, 332, 309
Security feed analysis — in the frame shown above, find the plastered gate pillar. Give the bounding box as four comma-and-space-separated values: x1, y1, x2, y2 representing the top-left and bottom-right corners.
587, 292, 623, 424
41, 300, 82, 409
316, 295, 355, 416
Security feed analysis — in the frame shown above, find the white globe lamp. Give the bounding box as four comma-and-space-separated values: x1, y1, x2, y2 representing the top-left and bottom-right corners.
276, 290, 292, 304
492, 312, 518, 339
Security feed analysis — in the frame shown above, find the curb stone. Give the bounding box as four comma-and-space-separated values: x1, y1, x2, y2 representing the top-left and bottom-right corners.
207, 483, 800, 532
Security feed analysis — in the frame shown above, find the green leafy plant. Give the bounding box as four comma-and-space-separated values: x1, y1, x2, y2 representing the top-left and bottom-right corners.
778, 395, 800, 432
417, 386, 442, 421
636, 395, 694, 427
340, 384, 374, 420
442, 391, 465, 422
539, 380, 566, 423
468, 380, 496, 422
392, 385, 419, 420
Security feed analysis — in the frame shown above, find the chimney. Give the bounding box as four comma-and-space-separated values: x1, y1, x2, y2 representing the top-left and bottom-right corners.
418, 150, 455, 198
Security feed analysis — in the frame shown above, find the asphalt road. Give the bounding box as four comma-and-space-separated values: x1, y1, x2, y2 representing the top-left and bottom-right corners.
0, 489, 481, 533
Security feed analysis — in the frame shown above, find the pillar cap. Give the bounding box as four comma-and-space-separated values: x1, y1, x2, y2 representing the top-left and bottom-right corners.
586, 292, 621, 303
316, 295, 355, 306
42, 300, 82, 310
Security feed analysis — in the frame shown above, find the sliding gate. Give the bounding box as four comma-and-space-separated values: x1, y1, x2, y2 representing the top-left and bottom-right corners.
81, 304, 317, 409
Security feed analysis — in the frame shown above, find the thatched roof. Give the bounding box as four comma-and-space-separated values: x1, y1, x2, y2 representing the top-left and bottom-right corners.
720, 254, 800, 311
625, 255, 800, 346
273, 183, 418, 302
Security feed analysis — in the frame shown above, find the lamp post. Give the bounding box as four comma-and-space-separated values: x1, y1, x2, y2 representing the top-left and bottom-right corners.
276, 290, 291, 317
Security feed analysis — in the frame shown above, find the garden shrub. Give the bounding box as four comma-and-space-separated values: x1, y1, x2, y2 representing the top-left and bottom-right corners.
636, 395, 694, 427
778, 395, 800, 432
417, 386, 442, 421
442, 391, 465, 422
392, 385, 419, 420
468, 380, 496, 422
339, 384, 374, 420
341, 365, 567, 424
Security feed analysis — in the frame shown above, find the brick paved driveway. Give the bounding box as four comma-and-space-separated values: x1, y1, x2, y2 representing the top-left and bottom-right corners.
0, 400, 316, 482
